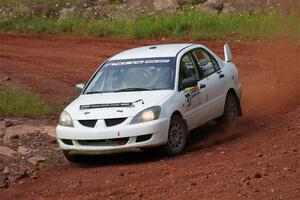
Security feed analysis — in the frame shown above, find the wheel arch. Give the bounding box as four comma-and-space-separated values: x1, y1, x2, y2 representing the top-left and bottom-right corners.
170, 110, 191, 146
172, 110, 183, 118
227, 88, 242, 116
171, 110, 190, 134
171, 110, 189, 129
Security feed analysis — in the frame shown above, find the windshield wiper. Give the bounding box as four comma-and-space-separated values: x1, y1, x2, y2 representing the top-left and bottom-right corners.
85, 91, 102, 94
114, 88, 151, 92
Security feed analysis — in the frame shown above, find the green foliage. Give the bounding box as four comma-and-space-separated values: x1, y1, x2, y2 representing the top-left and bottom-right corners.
0, 85, 53, 117
109, 0, 124, 5
0, 10, 299, 40
0, 0, 81, 7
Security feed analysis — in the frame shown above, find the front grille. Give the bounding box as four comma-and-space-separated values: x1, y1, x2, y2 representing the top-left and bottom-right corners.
78, 120, 97, 128
104, 118, 127, 127
77, 137, 129, 146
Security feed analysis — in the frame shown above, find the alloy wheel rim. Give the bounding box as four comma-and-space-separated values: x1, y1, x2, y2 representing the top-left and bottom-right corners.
168, 121, 185, 150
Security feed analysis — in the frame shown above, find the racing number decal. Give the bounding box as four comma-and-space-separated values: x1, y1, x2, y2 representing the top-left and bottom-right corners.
185, 93, 192, 107
184, 86, 208, 108
184, 86, 201, 108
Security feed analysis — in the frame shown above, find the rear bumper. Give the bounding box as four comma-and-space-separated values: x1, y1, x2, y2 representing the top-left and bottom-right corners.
56, 118, 170, 154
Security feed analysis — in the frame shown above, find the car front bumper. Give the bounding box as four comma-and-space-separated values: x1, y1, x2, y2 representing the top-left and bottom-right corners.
56, 118, 170, 155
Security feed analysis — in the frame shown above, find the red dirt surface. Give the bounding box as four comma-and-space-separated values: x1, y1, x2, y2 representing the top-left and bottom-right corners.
0, 33, 300, 199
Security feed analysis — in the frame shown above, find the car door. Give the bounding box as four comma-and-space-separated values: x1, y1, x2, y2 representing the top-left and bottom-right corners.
178, 52, 211, 130
191, 48, 226, 120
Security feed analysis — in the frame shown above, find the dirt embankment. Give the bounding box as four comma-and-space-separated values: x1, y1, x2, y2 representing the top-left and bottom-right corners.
0, 33, 300, 199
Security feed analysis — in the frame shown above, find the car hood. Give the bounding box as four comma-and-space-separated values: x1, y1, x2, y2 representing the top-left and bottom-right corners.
65, 90, 173, 120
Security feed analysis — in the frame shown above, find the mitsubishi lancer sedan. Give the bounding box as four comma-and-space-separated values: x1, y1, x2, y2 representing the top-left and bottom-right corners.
56, 43, 242, 162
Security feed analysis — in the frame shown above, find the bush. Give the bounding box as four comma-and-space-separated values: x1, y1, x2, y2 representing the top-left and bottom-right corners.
0, 10, 299, 40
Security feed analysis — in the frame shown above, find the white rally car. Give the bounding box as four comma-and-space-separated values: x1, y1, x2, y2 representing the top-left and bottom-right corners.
57, 44, 242, 162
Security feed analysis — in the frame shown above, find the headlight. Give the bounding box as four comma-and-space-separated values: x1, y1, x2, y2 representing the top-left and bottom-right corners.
59, 111, 74, 127
131, 106, 161, 124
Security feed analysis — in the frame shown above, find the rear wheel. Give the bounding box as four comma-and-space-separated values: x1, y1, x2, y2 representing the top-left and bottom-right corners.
161, 115, 188, 156
220, 93, 239, 126
62, 150, 85, 163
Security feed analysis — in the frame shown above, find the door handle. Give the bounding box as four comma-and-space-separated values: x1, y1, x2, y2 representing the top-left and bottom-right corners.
200, 84, 206, 89
219, 74, 225, 79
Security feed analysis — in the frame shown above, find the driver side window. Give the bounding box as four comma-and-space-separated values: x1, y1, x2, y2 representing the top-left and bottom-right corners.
178, 53, 200, 91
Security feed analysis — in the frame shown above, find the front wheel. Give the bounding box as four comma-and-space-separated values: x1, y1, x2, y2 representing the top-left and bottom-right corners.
161, 115, 188, 156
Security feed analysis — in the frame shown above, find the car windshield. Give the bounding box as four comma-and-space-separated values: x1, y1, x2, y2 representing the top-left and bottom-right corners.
84, 58, 176, 94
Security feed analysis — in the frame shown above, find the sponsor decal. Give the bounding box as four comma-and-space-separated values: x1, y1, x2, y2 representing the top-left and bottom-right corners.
80, 99, 144, 110
184, 86, 201, 107
184, 86, 208, 108
80, 103, 133, 110
105, 59, 170, 67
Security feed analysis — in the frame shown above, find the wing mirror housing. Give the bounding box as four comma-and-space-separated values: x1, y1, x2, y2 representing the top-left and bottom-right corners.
224, 44, 232, 62
75, 83, 85, 94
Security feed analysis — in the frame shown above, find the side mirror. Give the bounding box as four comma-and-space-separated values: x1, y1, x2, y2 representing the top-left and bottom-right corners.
182, 78, 198, 89
75, 83, 85, 94
224, 44, 232, 62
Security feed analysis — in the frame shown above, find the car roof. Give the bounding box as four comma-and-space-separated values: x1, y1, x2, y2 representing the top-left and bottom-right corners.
109, 44, 194, 61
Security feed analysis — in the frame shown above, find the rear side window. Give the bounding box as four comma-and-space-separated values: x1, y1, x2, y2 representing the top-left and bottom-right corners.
192, 49, 220, 77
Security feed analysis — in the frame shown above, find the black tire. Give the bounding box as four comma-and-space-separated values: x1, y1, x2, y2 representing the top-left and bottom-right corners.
161, 115, 188, 156
219, 93, 239, 126
62, 150, 85, 163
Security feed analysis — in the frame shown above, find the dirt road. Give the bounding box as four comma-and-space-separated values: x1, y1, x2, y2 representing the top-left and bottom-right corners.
0, 33, 300, 199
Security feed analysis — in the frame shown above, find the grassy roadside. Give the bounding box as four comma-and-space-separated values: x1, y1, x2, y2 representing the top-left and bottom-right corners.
0, 85, 54, 118
1, 11, 299, 40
